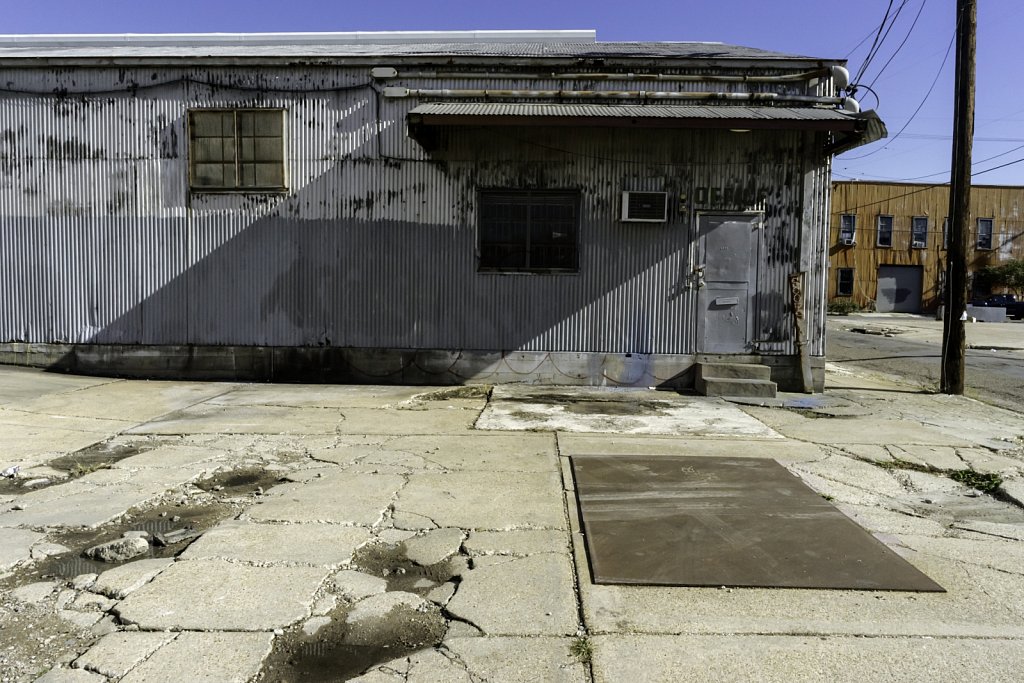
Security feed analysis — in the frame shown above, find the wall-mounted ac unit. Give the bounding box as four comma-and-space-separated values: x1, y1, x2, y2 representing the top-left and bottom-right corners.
621, 192, 668, 222
912, 240, 926, 249
841, 237, 856, 246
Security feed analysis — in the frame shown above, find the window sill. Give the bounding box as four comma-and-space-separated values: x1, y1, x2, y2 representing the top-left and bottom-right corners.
190, 187, 289, 195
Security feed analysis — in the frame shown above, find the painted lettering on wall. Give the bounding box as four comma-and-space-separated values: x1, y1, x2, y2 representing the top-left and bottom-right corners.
680, 186, 765, 211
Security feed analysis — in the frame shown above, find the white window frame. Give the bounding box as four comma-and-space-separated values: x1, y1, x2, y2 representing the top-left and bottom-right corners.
876, 215, 894, 248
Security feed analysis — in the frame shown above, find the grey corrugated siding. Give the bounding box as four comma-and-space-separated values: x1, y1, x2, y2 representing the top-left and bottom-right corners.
0, 65, 829, 356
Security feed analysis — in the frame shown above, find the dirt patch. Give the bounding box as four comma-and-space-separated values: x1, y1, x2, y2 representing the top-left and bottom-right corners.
13, 502, 231, 585
193, 468, 284, 496
414, 386, 492, 401
49, 442, 145, 476
258, 601, 446, 682
350, 543, 462, 594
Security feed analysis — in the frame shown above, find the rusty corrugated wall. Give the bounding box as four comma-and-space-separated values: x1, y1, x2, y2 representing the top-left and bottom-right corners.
0, 65, 831, 357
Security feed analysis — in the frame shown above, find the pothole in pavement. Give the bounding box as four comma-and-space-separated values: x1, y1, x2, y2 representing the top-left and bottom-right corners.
14, 502, 230, 584
258, 601, 447, 683
0, 442, 146, 495
9, 467, 289, 585
193, 467, 284, 496
258, 541, 467, 682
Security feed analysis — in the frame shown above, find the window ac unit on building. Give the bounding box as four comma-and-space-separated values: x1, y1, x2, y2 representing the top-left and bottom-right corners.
912, 240, 926, 249
841, 237, 856, 246
621, 191, 668, 222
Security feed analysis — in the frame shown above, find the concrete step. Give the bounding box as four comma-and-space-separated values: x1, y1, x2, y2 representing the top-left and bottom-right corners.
696, 362, 772, 382
696, 376, 778, 399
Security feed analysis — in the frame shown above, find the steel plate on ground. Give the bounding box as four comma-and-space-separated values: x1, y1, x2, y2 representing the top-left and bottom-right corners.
571, 455, 944, 591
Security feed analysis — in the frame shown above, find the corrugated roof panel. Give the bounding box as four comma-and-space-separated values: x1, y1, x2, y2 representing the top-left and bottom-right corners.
0, 40, 825, 62
408, 102, 857, 122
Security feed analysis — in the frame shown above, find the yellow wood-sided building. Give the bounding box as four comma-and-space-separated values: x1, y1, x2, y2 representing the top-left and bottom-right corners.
829, 181, 1024, 312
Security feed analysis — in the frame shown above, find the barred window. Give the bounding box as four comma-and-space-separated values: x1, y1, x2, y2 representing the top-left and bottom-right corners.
478, 191, 579, 273
977, 218, 994, 250
911, 216, 928, 248
189, 109, 285, 191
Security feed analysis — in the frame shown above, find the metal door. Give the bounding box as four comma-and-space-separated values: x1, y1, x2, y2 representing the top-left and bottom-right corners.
876, 265, 923, 313
696, 214, 760, 353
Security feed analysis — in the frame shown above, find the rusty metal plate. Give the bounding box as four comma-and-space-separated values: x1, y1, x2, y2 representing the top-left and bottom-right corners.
571, 455, 944, 591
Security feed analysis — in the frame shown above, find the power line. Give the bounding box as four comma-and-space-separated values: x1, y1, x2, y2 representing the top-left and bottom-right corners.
841, 29, 956, 161
867, 0, 929, 90
852, 0, 896, 85
855, 0, 913, 87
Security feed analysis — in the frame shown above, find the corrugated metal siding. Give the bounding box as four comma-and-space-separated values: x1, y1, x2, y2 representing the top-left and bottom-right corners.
829, 182, 1024, 311
0, 65, 829, 356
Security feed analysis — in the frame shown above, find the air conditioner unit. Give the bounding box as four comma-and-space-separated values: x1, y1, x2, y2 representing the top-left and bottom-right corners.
621, 191, 668, 222
912, 240, 926, 249
841, 237, 856, 246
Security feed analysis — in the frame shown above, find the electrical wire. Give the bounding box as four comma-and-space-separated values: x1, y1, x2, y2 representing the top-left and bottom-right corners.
867, 0, 929, 90
854, 0, 913, 89
852, 0, 896, 86
841, 29, 955, 161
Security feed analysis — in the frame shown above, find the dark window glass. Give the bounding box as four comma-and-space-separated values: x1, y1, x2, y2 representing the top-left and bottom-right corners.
837, 268, 854, 297
189, 109, 285, 191
911, 216, 928, 248
877, 215, 893, 247
479, 191, 579, 273
977, 218, 994, 250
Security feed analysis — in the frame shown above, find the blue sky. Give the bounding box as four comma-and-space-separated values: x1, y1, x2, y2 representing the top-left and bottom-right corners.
4, 0, 1022, 186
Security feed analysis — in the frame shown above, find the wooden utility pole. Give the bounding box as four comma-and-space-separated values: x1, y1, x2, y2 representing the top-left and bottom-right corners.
941, 0, 976, 394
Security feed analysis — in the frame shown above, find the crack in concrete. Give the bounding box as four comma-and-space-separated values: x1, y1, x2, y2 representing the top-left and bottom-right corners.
436, 643, 489, 683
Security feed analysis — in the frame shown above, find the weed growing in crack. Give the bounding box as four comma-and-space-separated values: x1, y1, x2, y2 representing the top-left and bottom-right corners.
875, 459, 1004, 494
948, 469, 1003, 494
66, 461, 112, 478
570, 637, 593, 664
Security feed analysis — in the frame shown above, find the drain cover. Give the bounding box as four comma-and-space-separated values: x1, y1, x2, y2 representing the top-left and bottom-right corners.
572, 455, 944, 591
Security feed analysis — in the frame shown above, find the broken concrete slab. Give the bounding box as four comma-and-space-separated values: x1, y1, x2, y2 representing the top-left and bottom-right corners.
72, 632, 176, 679
181, 520, 370, 566
330, 569, 388, 602
205, 384, 426, 409
463, 530, 568, 557
247, 472, 405, 525
0, 527, 44, 568
1002, 479, 1024, 507
33, 666, 109, 683
91, 558, 173, 600
118, 632, 275, 683
958, 448, 1024, 475
396, 471, 566, 531
11, 580, 58, 604
402, 528, 465, 566
114, 559, 328, 630
302, 615, 332, 636
574, 535, 1024, 638
385, 434, 558, 472
590, 634, 1024, 683
478, 389, 782, 438
111, 445, 226, 470
84, 536, 150, 563
446, 554, 577, 636
776, 418, 974, 447
343, 591, 444, 647
444, 636, 589, 683
888, 445, 967, 471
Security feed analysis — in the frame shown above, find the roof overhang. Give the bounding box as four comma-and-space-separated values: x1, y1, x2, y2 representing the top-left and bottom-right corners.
406, 102, 885, 154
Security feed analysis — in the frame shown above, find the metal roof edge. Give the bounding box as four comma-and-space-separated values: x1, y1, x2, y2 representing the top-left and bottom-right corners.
0, 29, 598, 47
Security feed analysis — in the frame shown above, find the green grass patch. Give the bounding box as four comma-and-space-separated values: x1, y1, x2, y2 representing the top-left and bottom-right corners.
570, 637, 593, 664
874, 459, 1003, 494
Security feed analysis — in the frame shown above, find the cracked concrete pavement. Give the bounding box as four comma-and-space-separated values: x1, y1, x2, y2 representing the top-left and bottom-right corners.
1, 363, 1024, 682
